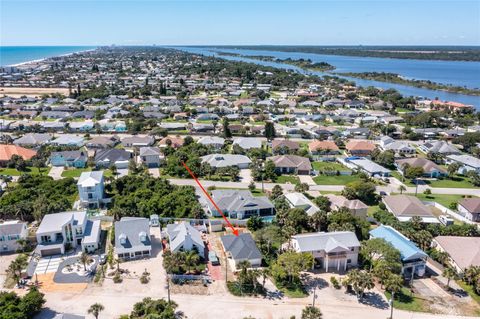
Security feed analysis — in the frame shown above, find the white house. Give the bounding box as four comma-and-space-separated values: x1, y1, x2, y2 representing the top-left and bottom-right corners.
284, 192, 319, 216
164, 222, 205, 253
446, 154, 480, 175
77, 171, 106, 209
139, 147, 162, 168
114, 217, 152, 260
287, 231, 360, 272
35, 211, 101, 256
0, 220, 28, 253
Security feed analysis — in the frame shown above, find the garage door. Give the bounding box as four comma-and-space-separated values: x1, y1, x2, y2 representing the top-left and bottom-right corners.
41, 248, 62, 257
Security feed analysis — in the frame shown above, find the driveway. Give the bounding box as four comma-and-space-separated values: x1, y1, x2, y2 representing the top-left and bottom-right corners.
35, 255, 63, 274
299, 175, 316, 186
117, 168, 129, 177
48, 166, 64, 180
53, 256, 98, 284
239, 169, 252, 184
148, 167, 160, 177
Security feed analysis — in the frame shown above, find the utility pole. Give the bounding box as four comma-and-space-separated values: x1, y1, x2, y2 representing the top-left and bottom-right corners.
389, 291, 395, 319
165, 274, 171, 303
312, 286, 317, 307
225, 255, 228, 282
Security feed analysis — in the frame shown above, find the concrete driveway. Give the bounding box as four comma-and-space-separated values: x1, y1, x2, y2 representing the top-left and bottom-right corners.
48, 166, 64, 180
117, 168, 129, 177
239, 169, 252, 184
299, 175, 316, 186
35, 255, 63, 274
148, 167, 160, 177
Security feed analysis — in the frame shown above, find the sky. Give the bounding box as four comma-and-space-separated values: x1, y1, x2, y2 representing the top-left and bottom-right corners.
1, 0, 479, 46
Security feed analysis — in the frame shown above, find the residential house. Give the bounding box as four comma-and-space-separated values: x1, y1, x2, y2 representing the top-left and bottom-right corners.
267, 155, 312, 175
85, 136, 119, 149
325, 194, 368, 218
50, 150, 87, 168
343, 127, 370, 139
0, 220, 28, 253
139, 147, 161, 168
77, 171, 106, 209
383, 195, 438, 223
346, 157, 391, 177
284, 192, 319, 216
432, 236, 480, 274
209, 189, 275, 219
287, 231, 360, 272
271, 139, 300, 154
121, 136, 155, 148
380, 136, 416, 156
35, 211, 101, 256
308, 140, 339, 156
395, 158, 447, 178
201, 154, 252, 169
13, 133, 52, 147
164, 222, 205, 253
115, 217, 151, 260
345, 140, 376, 156
51, 135, 84, 147
370, 225, 427, 277
457, 198, 480, 222
0, 144, 37, 164
232, 137, 262, 150
94, 149, 132, 169
419, 140, 460, 156
220, 233, 262, 270
197, 136, 225, 150
446, 154, 480, 175
158, 136, 184, 149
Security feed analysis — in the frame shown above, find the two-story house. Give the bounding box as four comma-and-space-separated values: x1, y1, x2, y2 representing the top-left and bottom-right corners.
286, 231, 360, 272
0, 220, 28, 253
114, 217, 151, 260
77, 171, 107, 209
35, 211, 101, 256
208, 190, 275, 219
138, 147, 162, 168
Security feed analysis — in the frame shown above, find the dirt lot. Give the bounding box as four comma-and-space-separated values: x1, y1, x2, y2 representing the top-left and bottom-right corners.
0, 87, 69, 97
0, 253, 18, 288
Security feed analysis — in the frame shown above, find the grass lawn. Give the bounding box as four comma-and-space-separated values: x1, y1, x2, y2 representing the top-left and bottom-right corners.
428, 176, 474, 188
214, 187, 267, 197
457, 280, 480, 306
0, 167, 50, 176
312, 161, 351, 172
413, 193, 467, 208
61, 167, 92, 178
313, 174, 358, 185
276, 175, 300, 185
367, 205, 380, 217
385, 287, 430, 312
391, 171, 416, 187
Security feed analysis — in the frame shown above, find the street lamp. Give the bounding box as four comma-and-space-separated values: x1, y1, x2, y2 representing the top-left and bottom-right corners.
389, 291, 395, 319
312, 286, 317, 307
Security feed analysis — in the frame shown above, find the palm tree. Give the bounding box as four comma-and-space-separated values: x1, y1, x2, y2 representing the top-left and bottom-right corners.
88, 303, 104, 319
398, 185, 406, 195
110, 164, 118, 180
184, 251, 200, 274
7, 254, 28, 286
384, 273, 403, 299
464, 266, 480, 285
443, 266, 458, 289
260, 268, 270, 289
79, 252, 90, 271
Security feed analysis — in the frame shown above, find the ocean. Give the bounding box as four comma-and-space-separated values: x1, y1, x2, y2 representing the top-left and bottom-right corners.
0, 46, 97, 66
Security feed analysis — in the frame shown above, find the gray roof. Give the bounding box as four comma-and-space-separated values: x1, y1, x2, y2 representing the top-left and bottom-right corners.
37, 211, 86, 234
292, 231, 360, 253
121, 136, 154, 146
220, 233, 262, 261
421, 141, 460, 155
77, 171, 103, 187
201, 154, 252, 168
13, 133, 52, 145
165, 222, 204, 252
53, 314, 85, 319
0, 221, 26, 237
210, 190, 274, 213
82, 220, 101, 245
115, 217, 151, 254
139, 146, 161, 156
232, 137, 262, 150
383, 195, 434, 218
94, 149, 132, 163
447, 154, 480, 169
198, 136, 225, 146
349, 158, 391, 174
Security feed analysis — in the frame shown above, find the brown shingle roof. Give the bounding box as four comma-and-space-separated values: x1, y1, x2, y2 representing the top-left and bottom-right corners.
459, 198, 480, 214
308, 140, 339, 152
345, 140, 376, 151
383, 195, 433, 218
272, 139, 300, 151
267, 155, 312, 171
395, 158, 446, 174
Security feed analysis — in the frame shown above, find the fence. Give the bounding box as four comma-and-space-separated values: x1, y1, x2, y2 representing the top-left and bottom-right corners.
422, 201, 474, 225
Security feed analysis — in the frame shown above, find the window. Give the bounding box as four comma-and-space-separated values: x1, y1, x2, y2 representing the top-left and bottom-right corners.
0, 236, 4, 242
41, 235, 52, 243
347, 259, 352, 264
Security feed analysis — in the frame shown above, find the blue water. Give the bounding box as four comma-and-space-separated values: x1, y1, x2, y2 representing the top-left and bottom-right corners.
176, 47, 480, 110
0, 46, 97, 66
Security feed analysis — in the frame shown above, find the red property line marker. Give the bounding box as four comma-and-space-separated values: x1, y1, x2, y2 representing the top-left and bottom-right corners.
181, 161, 239, 236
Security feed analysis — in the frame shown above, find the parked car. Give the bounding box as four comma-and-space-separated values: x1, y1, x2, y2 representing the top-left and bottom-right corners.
208, 251, 219, 265
99, 254, 107, 265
